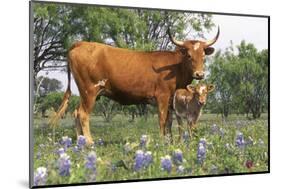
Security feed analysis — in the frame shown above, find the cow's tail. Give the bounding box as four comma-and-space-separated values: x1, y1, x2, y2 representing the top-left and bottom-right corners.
49, 60, 72, 127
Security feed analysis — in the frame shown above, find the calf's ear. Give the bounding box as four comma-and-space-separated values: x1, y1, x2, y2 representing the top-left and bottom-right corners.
186, 84, 195, 93
204, 47, 215, 55
207, 84, 215, 92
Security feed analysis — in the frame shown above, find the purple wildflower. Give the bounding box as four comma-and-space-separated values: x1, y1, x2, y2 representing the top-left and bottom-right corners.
176, 165, 185, 174
199, 138, 207, 148
85, 151, 97, 181
58, 153, 71, 176
97, 138, 104, 146
56, 148, 65, 156
77, 135, 86, 149
85, 151, 97, 170
144, 151, 153, 167
140, 135, 148, 148
134, 150, 153, 171
236, 132, 245, 148
72, 146, 79, 153
173, 149, 183, 165
161, 155, 172, 173
60, 136, 72, 150
134, 150, 145, 171
34, 167, 47, 186
197, 143, 206, 164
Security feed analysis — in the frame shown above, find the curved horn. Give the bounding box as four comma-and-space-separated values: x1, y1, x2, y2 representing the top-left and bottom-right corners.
167, 28, 184, 47
205, 26, 220, 47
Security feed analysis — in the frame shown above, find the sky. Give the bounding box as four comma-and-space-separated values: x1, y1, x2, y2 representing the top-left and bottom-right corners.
39, 14, 268, 95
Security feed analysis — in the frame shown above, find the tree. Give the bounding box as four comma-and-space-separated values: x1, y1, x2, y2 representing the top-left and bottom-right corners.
207, 41, 268, 119
33, 2, 215, 77
37, 76, 63, 96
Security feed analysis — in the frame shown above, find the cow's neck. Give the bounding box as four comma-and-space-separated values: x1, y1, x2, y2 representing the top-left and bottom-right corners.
176, 56, 193, 89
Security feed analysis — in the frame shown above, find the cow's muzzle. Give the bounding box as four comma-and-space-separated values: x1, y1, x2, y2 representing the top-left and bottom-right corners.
193, 71, 205, 80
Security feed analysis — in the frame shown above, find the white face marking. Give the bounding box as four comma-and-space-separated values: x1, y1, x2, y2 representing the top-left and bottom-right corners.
194, 42, 200, 50
199, 86, 206, 95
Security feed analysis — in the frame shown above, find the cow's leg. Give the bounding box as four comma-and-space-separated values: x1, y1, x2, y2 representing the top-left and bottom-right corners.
176, 115, 184, 142
156, 95, 171, 138
73, 109, 82, 138
77, 89, 99, 145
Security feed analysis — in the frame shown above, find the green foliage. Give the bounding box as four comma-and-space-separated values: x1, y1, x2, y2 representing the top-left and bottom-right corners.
37, 92, 79, 117
33, 2, 214, 77
207, 41, 268, 119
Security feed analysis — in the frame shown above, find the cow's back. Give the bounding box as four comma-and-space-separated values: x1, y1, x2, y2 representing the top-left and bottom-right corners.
68, 41, 180, 105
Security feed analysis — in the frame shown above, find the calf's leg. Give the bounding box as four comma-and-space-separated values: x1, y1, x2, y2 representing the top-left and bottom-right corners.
176, 115, 184, 142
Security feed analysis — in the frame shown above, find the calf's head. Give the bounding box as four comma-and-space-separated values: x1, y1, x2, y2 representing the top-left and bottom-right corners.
168, 27, 219, 80
186, 84, 215, 106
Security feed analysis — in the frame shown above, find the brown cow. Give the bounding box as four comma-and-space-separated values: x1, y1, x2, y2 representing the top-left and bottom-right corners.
50, 27, 219, 144
173, 83, 215, 140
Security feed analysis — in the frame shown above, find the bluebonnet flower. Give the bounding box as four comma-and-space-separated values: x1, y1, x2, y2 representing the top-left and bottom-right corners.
134, 150, 145, 171
161, 155, 172, 173
97, 138, 104, 146
58, 153, 71, 176
85, 151, 97, 170
85, 151, 97, 182
60, 136, 72, 150
199, 138, 207, 148
236, 132, 245, 148
134, 150, 153, 171
140, 135, 148, 148
176, 165, 185, 174
143, 151, 153, 167
197, 143, 206, 164
56, 148, 65, 156
34, 167, 47, 186
173, 149, 183, 165
77, 135, 86, 149
72, 146, 79, 153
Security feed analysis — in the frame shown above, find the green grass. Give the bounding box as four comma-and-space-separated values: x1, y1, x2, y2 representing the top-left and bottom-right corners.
32, 113, 268, 186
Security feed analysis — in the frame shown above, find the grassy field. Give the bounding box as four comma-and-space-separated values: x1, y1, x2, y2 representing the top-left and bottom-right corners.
32, 113, 269, 186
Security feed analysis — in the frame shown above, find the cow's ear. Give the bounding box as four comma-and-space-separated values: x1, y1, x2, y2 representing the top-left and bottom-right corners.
207, 84, 215, 92
204, 47, 215, 55
186, 85, 195, 93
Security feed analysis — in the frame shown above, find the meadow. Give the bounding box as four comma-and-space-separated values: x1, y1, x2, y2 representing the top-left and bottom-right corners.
32, 113, 268, 186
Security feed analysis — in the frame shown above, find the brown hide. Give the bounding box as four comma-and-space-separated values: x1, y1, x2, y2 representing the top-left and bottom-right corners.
69, 42, 192, 105
51, 28, 219, 144
173, 84, 215, 139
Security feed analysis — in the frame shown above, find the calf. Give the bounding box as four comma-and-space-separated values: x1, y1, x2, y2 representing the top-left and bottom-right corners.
173, 83, 215, 140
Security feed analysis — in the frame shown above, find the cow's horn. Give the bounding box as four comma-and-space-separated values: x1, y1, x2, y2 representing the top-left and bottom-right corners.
167, 28, 184, 47
205, 26, 220, 47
